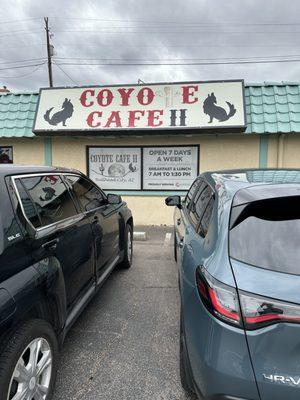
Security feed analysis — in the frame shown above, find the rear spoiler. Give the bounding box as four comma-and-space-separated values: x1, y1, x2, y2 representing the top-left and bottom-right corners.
233, 184, 300, 207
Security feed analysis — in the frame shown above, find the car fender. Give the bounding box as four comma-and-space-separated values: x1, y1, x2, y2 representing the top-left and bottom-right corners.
0, 257, 67, 342
118, 203, 133, 250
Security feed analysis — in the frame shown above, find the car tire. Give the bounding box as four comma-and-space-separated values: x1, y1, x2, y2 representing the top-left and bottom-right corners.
180, 314, 195, 394
0, 319, 59, 400
174, 230, 177, 262
119, 223, 133, 269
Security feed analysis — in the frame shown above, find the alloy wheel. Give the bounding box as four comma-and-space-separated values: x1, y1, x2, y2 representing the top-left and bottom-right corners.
8, 337, 52, 400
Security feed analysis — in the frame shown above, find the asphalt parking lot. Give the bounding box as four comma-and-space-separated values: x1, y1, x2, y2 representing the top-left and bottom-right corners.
52, 227, 197, 400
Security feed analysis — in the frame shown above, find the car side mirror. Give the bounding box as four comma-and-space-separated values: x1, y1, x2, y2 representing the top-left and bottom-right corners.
165, 195, 182, 208
107, 193, 122, 205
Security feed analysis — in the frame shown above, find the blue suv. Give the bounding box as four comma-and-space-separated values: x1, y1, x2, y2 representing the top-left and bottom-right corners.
166, 169, 300, 400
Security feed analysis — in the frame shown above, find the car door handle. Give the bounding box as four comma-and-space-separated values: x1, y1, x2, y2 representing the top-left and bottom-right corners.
42, 238, 59, 251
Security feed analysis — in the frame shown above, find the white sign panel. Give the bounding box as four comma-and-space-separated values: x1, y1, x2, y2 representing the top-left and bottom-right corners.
88, 147, 141, 190
33, 80, 246, 133
143, 146, 199, 191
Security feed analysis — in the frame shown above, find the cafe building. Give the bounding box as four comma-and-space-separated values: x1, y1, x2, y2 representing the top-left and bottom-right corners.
0, 80, 300, 226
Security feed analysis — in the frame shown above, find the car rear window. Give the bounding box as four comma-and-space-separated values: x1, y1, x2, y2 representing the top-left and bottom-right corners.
229, 196, 300, 275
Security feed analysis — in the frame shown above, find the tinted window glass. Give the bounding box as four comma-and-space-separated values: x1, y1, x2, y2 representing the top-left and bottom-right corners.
65, 175, 106, 211
199, 196, 214, 237
230, 196, 300, 274
185, 179, 199, 209
17, 175, 77, 228
15, 179, 42, 228
189, 185, 212, 229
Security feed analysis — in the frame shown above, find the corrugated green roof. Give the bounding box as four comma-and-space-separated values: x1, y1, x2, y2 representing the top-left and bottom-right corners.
245, 83, 300, 134
0, 93, 38, 138
1, 83, 300, 137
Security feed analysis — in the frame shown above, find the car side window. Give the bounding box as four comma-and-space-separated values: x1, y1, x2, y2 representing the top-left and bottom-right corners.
185, 179, 199, 209
189, 183, 213, 231
15, 175, 78, 228
199, 196, 215, 238
64, 175, 107, 212
15, 179, 42, 228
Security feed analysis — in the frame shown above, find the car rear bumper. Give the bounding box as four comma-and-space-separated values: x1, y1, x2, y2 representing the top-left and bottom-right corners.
181, 285, 260, 400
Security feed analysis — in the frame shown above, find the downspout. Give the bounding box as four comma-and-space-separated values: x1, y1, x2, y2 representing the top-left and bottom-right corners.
44, 137, 52, 166
277, 134, 285, 168
259, 135, 268, 168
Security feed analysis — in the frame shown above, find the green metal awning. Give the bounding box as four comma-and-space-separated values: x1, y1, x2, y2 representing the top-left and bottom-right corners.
0, 93, 38, 138
1, 83, 300, 137
245, 83, 300, 134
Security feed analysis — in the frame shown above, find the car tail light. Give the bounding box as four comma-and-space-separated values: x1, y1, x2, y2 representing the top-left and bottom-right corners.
196, 266, 242, 327
196, 266, 300, 330
240, 291, 300, 330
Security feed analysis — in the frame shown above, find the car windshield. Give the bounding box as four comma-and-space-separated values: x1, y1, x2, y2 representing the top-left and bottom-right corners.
229, 196, 300, 275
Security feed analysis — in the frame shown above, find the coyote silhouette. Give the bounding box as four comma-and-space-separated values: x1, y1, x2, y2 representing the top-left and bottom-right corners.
44, 98, 74, 127
203, 93, 236, 123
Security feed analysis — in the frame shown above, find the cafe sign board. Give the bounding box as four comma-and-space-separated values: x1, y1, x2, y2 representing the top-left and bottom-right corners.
87, 145, 199, 191
88, 147, 142, 191
142, 146, 199, 191
33, 80, 246, 134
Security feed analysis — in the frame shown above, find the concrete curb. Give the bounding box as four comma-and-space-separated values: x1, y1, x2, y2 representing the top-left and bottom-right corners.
133, 231, 147, 241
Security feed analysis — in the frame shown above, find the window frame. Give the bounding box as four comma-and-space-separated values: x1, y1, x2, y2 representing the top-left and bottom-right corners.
11, 172, 85, 233
62, 173, 108, 213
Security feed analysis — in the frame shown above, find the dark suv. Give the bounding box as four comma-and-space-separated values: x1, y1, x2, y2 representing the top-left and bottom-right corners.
0, 165, 133, 400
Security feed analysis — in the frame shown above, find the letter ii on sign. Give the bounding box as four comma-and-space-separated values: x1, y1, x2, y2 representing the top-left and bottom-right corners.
169, 109, 187, 127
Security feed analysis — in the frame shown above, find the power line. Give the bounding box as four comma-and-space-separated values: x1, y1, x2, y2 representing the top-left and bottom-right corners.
2, 16, 298, 28
0, 58, 46, 65
53, 61, 78, 85
0, 30, 41, 37
0, 17, 41, 24
53, 54, 300, 62
52, 43, 300, 49
0, 62, 46, 71
51, 29, 300, 35
3, 28, 300, 37
0, 62, 45, 79
55, 57, 300, 67
48, 17, 300, 27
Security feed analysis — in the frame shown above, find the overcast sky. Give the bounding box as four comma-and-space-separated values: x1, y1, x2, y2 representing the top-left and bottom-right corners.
1, 0, 300, 91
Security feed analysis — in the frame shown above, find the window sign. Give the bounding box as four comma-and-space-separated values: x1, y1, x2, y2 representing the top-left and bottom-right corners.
87, 147, 142, 190
142, 146, 199, 191
0, 147, 13, 164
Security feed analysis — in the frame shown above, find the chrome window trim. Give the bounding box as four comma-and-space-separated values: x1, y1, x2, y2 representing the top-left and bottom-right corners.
11, 172, 87, 234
